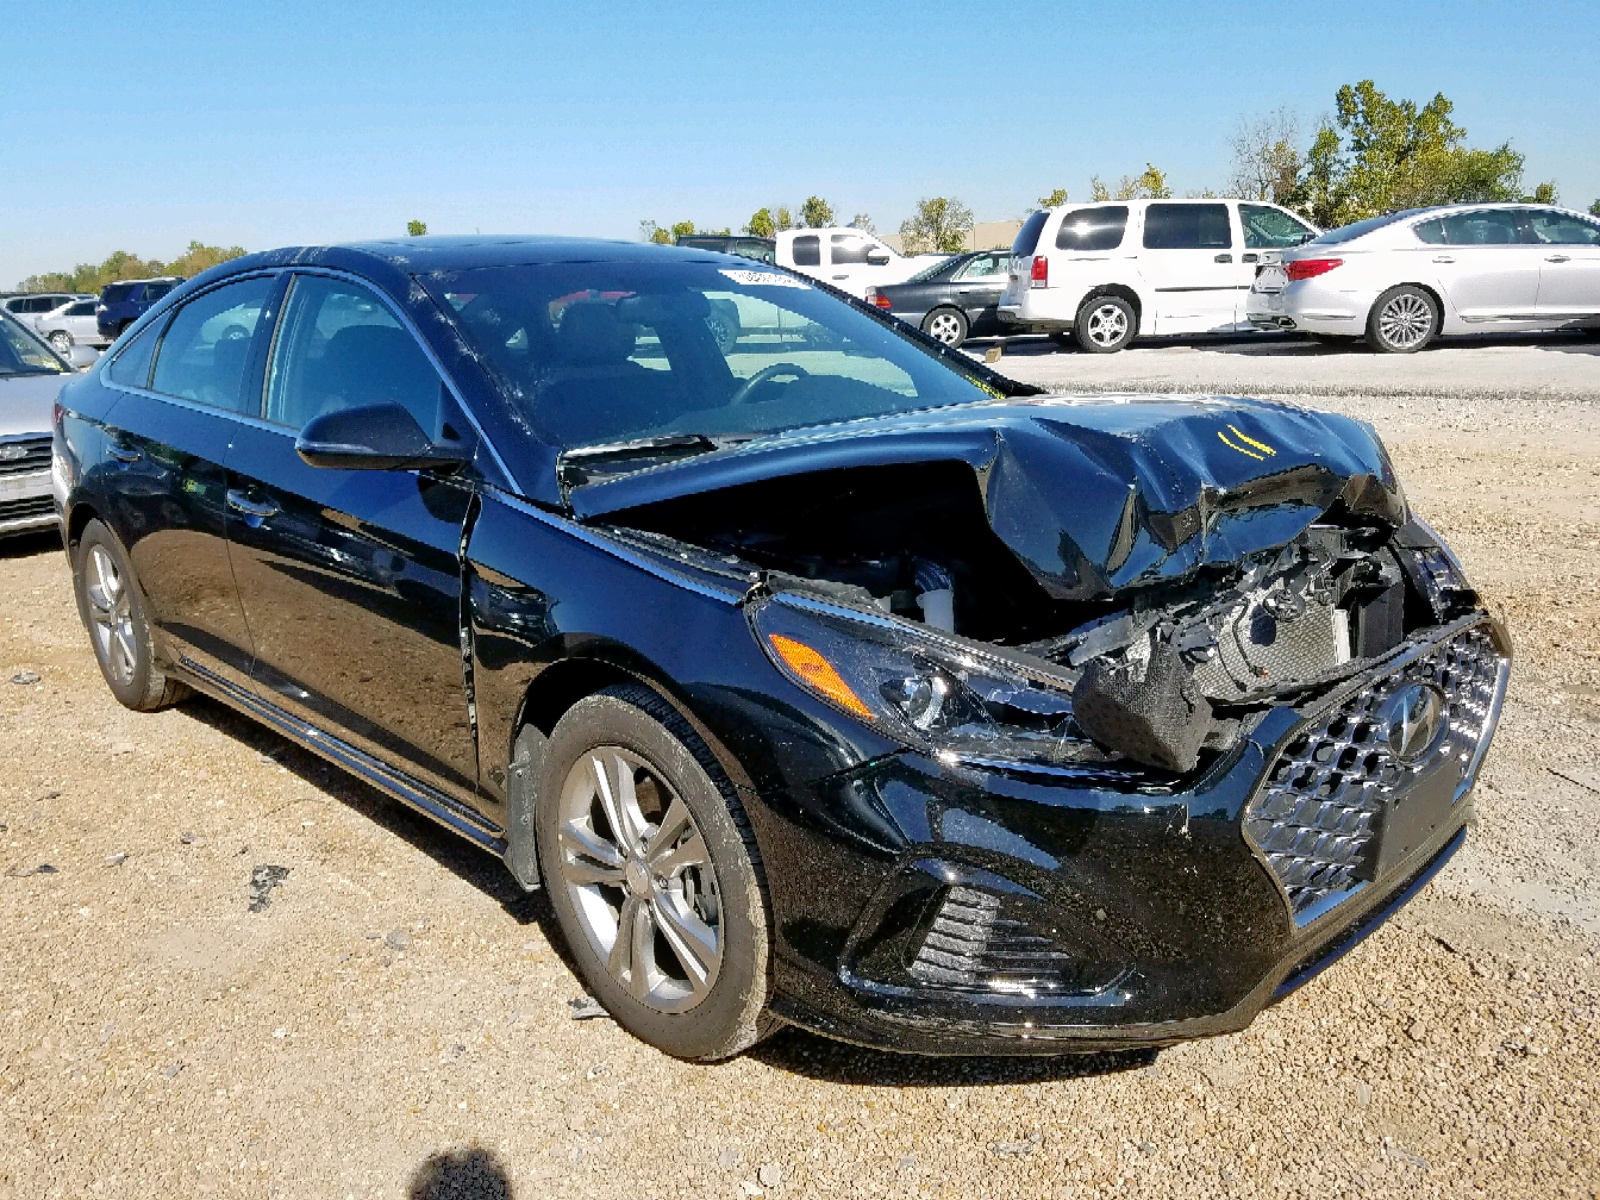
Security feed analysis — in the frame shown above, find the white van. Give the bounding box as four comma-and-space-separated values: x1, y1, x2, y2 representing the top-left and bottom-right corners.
998, 199, 1317, 351
775, 228, 946, 300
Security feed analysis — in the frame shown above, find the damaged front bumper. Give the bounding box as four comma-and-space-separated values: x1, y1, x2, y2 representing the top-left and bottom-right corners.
761, 614, 1509, 1055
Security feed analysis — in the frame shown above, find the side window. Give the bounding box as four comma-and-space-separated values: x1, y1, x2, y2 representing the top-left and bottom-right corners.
149, 276, 274, 412
830, 235, 874, 265
265, 274, 443, 434
1436, 211, 1521, 245
955, 253, 1006, 280
791, 235, 821, 267
145, 282, 175, 302
1056, 206, 1129, 252
1527, 210, 1600, 246
1413, 218, 1447, 245
1240, 204, 1316, 249
69, 301, 95, 317
1142, 203, 1232, 250
106, 319, 165, 388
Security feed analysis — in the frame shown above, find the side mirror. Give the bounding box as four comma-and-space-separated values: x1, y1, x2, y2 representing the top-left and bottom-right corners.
864, 248, 892, 266
295, 402, 471, 472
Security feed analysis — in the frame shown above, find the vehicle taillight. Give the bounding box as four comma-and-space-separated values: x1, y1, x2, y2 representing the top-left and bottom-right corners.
1285, 257, 1343, 282
871, 290, 892, 310
1030, 256, 1048, 289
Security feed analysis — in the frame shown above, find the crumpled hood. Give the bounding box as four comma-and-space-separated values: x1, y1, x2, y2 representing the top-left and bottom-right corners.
570, 394, 1405, 602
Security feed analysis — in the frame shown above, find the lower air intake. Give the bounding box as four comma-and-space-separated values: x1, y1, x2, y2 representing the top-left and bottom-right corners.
909, 886, 1079, 997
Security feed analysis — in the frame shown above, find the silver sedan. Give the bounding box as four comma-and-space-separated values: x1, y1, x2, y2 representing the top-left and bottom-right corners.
1247, 203, 1600, 352
33, 297, 109, 356
0, 310, 73, 538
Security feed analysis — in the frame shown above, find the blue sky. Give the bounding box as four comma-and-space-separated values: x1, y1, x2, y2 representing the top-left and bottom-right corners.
3, 0, 1596, 284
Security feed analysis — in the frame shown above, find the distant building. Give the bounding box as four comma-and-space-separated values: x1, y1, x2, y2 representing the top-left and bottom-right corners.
881, 219, 1025, 255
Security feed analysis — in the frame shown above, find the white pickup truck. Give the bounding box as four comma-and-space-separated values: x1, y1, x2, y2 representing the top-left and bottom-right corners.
775, 228, 947, 300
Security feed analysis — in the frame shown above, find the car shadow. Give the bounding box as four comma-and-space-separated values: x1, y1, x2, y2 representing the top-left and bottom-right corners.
0, 530, 62, 561
407, 1146, 515, 1199
748, 1022, 1158, 1086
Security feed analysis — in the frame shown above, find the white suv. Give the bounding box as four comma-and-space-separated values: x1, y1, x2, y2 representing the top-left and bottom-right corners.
775, 228, 946, 300
998, 199, 1317, 352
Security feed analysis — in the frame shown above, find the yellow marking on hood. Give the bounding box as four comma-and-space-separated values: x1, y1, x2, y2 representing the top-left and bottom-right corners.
1218, 430, 1265, 461
1227, 424, 1278, 456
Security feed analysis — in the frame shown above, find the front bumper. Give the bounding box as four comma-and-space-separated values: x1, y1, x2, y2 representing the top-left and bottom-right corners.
762, 616, 1509, 1054
0, 467, 56, 537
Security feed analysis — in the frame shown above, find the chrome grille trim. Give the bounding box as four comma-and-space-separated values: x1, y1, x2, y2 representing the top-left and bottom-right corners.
1243, 622, 1505, 925
0, 437, 51, 478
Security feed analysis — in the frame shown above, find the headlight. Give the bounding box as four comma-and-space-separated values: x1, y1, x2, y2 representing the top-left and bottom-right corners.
750, 593, 1106, 767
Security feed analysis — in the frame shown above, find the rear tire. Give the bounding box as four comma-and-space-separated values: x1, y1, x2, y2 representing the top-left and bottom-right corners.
921, 307, 968, 348
48, 331, 73, 355
535, 683, 774, 1061
72, 520, 189, 712
1074, 294, 1138, 353
1365, 285, 1439, 353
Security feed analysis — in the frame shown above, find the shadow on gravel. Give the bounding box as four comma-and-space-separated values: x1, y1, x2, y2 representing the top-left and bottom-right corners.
0, 530, 61, 561
750, 1023, 1158, 1087
408, 1146, 514, 1199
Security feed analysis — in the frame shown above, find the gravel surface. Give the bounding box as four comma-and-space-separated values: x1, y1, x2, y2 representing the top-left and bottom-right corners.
3, 379, 1599, 1198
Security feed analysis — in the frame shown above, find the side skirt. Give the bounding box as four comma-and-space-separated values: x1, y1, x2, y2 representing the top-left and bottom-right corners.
177, 657, 508, 856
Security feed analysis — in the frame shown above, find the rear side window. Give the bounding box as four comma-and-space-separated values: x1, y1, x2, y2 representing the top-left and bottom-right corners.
1056, 206, 1128, 252
69, 300, 97, 316
149, 276, 274, 413
106, 320, 164, 388
144, 282, 176, 302
1012, 210, 1050, 256
266, 274, 443, 434
101, 283, 135, 304
791, 235, 821, 267
1429, 210, 1524, 245
735, 240, 777, 264
1527, 210, 1600, 246
1142, 203, 1232, 250
1240, 204, 1316, 249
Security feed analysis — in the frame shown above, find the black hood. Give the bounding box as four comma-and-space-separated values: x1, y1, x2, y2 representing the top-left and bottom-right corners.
570, 394, 1405, 602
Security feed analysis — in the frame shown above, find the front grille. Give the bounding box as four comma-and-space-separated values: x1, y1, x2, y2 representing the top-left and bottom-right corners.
1244, 624, 1503, 922
909, 885, 1079, 995
0, 495, 55, 523
0, 437, 51, 478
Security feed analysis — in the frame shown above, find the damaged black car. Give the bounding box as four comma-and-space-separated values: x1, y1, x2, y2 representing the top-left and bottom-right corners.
56, 238, 1509, 1060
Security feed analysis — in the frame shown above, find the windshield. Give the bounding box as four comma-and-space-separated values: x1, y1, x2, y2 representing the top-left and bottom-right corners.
0, 314, 67, 376
422, 260, 1013, 452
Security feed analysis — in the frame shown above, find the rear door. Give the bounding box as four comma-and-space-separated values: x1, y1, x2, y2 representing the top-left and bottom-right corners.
223, 271, 481, 800
1527, 209, 1600, 320
949, 252, 1011, 332
1414, 209, 1542, 321
1137, 203, 1238, 333
103, 274, 280, 689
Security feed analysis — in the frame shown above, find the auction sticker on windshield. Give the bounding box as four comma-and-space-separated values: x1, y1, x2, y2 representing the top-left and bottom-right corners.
719, 269, 810, 289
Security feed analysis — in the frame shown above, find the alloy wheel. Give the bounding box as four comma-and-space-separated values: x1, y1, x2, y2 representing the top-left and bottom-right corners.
49, 332, 73, 355
925, 311, 963, 345
556, 746, 723, 1013
1085, 303, 1129, 347
1377, 293, 1433, 349
84, 545, 137, 687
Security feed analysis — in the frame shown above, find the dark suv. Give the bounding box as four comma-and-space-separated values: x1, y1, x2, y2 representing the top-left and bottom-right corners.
96, 277, 184, 340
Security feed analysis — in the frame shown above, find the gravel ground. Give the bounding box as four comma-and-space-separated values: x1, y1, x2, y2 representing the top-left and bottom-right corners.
3, 378, 1599, 1198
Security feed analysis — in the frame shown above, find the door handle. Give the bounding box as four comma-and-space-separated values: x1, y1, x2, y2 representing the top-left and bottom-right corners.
1433, 255, 1455, 264
831, 274, 849, 280
1546, 254, 1571, 263
106, 444, 141, 463
226, 490, 280, 520
1241, 253, 1259, 264
1214, 253, 1233, 263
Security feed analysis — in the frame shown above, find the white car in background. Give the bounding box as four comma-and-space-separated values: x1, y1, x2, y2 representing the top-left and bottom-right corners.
1248, 203, 1600, 352
32, 297, 109, 357
0, 310, 73, 538
776, 228, 947, 300
998, 199, 1318, 351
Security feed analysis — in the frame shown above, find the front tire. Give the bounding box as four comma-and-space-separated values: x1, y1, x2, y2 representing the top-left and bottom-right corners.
534, 683, 773, 1060
921, 307, 968, 348
1366, 285, 1439, 353
48, 331, 73, 356
72, 520, 188, 711
1075, 294, 1137, 353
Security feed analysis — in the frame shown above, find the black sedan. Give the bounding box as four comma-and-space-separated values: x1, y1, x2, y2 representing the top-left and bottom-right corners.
56, 237, 1507, 1060
869, 249, 1017, 347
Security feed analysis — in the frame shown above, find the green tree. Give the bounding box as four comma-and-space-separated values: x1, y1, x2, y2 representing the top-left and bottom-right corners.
848, 213, 876, 233
1286, 81, 1537, 227
14, 242, 245, 294
1520, 181, 1557, 204
898, 197, 974, 255
799, 196, 835, 228
166, 240, 248, 279
1089, 176, 1111, 202
639, 220, 673, 244
746, 208, 776, 238
1131, 164, 1171, 199
670, 220, 696, 240
1037, 187, 1069, 209
773, 205, 794, 232
1591, 199, 1600, 217
1227, 109, 1302, 203
406, 219, 428, 237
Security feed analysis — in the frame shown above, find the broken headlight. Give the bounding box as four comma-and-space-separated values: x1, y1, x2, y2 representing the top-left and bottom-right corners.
751, 593, 1105, 767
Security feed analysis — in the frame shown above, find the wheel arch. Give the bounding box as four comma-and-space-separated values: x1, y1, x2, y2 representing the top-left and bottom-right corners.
1079, 283, 1143, 327
1371, 281, 1447, 323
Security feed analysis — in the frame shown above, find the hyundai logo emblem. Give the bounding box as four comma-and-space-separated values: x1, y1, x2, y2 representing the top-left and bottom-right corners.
0, 444, 28, 462
1378, 683, 1446, 765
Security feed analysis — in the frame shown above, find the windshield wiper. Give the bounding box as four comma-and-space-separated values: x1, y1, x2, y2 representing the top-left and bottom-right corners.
557, 433, 724, 490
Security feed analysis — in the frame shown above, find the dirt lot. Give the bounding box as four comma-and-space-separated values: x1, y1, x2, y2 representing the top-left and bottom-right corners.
3, 368, 1599, 1198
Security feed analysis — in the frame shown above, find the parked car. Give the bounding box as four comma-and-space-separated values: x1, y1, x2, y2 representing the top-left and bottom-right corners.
1247, 203, 1600, 352
999, 199, 1318, 352
0, 310, 72, 538
675, 234, 777, 264
57, 237, 1506, 1061
34, 297, 110, 356
866, 249, 1025, 347
776, 227, 947, 300
2, 292, 91, 320
96, 276, 184, 340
